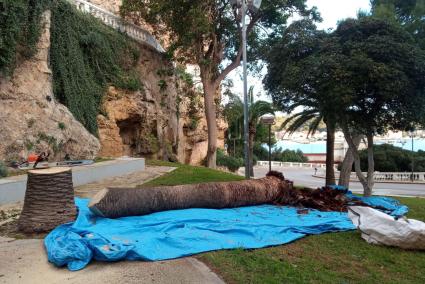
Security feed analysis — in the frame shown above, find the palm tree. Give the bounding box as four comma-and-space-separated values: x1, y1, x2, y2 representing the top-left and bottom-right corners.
281, 100, 336, 186
224, 87, 275, 177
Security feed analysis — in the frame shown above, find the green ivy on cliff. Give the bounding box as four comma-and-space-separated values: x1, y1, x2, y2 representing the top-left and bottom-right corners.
50, 1, 141, 135
0, 0, 51, 75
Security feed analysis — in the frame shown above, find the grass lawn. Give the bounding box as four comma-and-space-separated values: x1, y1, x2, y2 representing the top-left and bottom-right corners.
146, 160, 425, 284
144, 159, 244, 186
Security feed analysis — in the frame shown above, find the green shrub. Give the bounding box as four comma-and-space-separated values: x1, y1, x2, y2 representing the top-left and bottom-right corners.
254, 144, 308, 163
217, 149, 244, 172
50, 1, 141, 135
58, 122, 66, 130
0, 161, 8, 178
357, 144, 425, 172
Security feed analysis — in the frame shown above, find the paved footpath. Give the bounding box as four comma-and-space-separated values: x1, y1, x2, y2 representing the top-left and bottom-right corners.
0, 166, 224, 284
0, 236, 223, 284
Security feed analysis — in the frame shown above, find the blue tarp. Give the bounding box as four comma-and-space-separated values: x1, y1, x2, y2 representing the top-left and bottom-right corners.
45, 191, 408, 271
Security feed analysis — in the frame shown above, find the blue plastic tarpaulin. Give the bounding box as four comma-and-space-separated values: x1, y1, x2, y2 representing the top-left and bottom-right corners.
45, 191, 408, 271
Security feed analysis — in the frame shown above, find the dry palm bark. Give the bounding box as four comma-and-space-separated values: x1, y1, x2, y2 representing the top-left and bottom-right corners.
89, 172, 365, 218
18, 167, 77, 233
89, 172, 293, 218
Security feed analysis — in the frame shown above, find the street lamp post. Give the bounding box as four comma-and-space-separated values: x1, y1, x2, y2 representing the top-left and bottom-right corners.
410, 131, 415, 182
241, 0, 250, 179
261, 115, 276, 173
232, 0, 262, 179
230, 0, 261, 179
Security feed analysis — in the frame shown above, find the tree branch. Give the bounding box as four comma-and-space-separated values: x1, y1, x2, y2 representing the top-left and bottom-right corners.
213, 14, 260, 87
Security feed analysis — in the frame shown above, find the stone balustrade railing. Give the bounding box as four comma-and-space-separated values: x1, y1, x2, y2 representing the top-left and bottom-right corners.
257, 161, 425, 182
68, 0, 165, 53
324, 169, 425, 183
361, 172, 425, 182
257, 161, 329, 169
342, 171, 425, 182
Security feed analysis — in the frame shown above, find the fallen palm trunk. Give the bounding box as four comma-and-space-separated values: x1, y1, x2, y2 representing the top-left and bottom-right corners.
89, 172, 367, 218
89, 172, 292, 218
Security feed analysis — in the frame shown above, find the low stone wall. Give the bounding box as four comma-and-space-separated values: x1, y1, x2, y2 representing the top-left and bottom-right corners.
0, 158, 145, 205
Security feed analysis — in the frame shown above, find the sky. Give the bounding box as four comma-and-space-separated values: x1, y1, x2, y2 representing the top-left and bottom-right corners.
228, 0, 372, 104
308, 0, 371, 30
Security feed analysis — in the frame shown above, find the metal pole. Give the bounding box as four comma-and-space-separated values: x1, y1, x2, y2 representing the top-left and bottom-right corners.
268, 124, 272, 172
411, 133, 414, 182
242, 0, 250, 179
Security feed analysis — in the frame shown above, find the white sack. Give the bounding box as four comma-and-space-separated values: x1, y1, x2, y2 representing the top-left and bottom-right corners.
348, 206, 425, 250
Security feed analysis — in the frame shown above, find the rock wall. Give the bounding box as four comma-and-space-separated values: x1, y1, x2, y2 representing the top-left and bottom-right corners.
87, 0, 121, 14
96, 45, 226, 164
0, 11, 100, 162
0, 4, 226, 165
92, 0, 227, 165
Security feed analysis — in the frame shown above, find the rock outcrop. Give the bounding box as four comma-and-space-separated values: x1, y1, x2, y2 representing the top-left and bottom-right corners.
0, 3, 226, 165
92, 0, 227, 165
88, 0, 121, 14
0, 11, 100, 162
96, 45, 226, 164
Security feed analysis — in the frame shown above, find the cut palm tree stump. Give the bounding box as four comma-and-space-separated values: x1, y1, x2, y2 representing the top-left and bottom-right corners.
18, 167, 77, 233
89, 172, 366, 218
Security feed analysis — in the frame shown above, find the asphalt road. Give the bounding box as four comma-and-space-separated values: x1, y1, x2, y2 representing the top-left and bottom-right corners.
250, 166, 425, 197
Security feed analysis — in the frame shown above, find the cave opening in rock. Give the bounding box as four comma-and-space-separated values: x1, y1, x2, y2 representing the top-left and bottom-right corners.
117, 116, 141, 156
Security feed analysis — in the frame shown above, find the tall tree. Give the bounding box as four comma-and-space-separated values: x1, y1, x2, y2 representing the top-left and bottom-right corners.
120, 0, 314, 168
224, 87, 275, 176
263, 20, 343, 186
281, 107, 338, 185
264, 17, 425, 195
335, 17, 425, 196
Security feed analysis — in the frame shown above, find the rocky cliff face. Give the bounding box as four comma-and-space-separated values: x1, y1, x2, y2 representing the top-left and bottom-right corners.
91, 0, 227, 165
0, 4, 226, 165
88, 0, 121, 14
96, 45, 226, 164
0, 11, 100, 162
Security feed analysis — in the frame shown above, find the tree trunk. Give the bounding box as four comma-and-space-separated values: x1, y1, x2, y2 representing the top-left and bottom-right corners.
365, 133, 375, 196
18, 167, 76, 233
89, 174, 293, 218
248, 123, 255, 177
342, 126, 373, 196
325, 121, 336, 186
338, 135, 361, 188
203, 80, 218, 169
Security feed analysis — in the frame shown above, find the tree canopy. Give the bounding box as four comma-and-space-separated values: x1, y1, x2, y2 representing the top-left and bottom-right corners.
334, 17, 425, 134
263, 16, 425, 194
371, 0, 425, 48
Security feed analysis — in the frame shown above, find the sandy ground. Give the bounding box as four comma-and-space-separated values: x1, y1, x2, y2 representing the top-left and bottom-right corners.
0, 166, 224, 284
